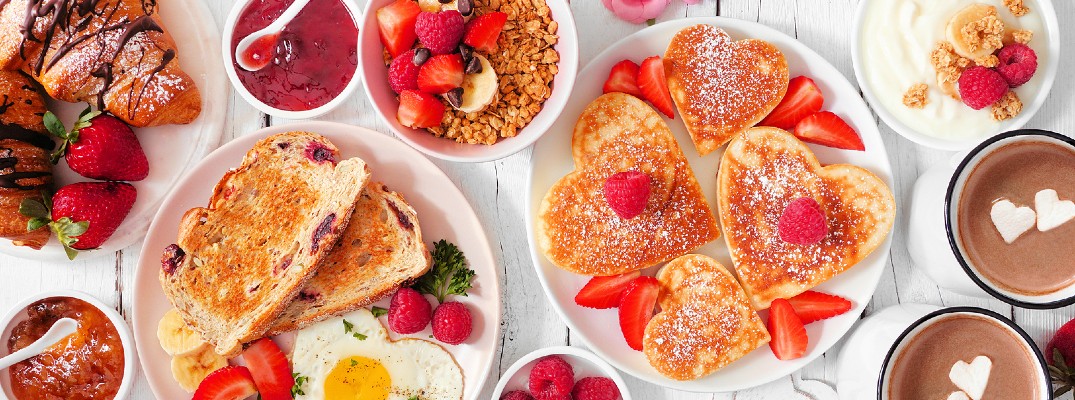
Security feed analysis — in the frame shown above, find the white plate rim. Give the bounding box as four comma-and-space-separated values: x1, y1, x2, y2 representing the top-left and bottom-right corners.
489, 346, 633, 400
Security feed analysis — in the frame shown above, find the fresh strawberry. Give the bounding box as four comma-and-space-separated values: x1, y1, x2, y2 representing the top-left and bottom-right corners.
759, 76, 824, 130
193, 366, 258, 400
574, 271, 642, 309
618, 276, 660, 351
1047, 318, 1075, 394
786, 291, 852, 324
45, 108, 148, 181
603, 171, 651, 219
397, 90, 445, 128
462, 12, 508, 53
20, 182, 136, 259
637, 56, 675, 119
793, 111, 865, 151
241, 338, 292, 400
376, 0, 422, 58
602, 60, 642, 98
417, 54, 464, 94
415, 10, 465, 55
767, 298, 808, 360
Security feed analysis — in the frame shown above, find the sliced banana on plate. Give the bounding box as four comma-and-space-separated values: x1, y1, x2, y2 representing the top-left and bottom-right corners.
157, 308, 207, 356
946, 4, 1004, 59
418, 0, 473, 18
448, 54, 498, 114
170, 347, 229, 392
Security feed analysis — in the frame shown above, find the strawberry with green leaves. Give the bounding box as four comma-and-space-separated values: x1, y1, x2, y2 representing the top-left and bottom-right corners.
46, 107, 149, 181
19, 182, 137, 259
1047, 318, 1075, 397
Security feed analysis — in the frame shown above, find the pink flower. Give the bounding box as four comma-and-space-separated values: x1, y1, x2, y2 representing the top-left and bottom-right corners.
602, 0, 701, 24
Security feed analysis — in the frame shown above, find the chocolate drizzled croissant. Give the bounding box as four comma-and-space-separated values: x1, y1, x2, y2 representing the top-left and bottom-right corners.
0, 70, 52, 249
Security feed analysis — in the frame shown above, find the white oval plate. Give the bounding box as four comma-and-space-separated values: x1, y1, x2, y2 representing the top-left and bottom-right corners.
0, 0, 228, 262
526, 17, 895, 392
132, 122, 501, 400
491, 346, 632, 400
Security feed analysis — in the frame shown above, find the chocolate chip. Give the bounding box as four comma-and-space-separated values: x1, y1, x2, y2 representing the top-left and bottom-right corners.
458, 43, 474, 65
465, 56, 483, 74
161, 244, 185, 275
456, 0, 472, 16
446, 87, 464, 109
412, 48, 430, 66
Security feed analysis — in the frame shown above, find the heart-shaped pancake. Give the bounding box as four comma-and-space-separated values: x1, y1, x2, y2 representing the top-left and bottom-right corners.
718, 127, 895, 309
537, 93, 720, 276
643, 254, 769, 380
664, 24, 789, 155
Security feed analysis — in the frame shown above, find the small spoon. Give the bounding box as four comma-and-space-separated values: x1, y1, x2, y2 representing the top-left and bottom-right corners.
235, 0, 312, 72
0, 318, 78, 371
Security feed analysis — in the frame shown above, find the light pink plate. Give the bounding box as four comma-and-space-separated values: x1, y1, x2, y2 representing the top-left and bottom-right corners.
133, 122, 501, 399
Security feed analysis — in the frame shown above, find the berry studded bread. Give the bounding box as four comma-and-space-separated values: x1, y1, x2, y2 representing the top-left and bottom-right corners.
266, 182, 431, 335
159, 132, 370, 357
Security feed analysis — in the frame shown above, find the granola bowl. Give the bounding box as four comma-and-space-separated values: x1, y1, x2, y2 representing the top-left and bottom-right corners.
359, 0, 578, 163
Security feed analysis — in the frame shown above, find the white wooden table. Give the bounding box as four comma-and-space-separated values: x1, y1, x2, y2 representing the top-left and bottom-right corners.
2, 0, 1074, 398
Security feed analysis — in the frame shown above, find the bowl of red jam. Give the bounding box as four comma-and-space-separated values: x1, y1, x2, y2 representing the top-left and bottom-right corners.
223, 0, 363, 119
0, 290, 135, 400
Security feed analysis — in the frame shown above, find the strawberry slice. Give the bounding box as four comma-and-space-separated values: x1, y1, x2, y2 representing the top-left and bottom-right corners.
417, 54, 464, 94
376, 0, 422, 58
574, 271, 642, 309
193, 366, 258, 400
242, 338, 292, 400
793, 111, 866, 151
397, 90, 445, 128
786, 291, 852, 324
618, 276, 660, 351
463, 12, 508, 53
759, 76, 824, 130
767, 298, 809, 360
637, 56, 675, 119
602, 60, 642, 98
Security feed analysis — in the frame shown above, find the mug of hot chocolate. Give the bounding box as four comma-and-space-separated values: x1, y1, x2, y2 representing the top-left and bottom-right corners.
878, 307, 1051, 400
908, 129, 1075, 308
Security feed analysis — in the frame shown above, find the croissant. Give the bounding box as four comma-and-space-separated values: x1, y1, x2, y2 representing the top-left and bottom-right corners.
0, 0, 201, 127
0, 70, 52, 249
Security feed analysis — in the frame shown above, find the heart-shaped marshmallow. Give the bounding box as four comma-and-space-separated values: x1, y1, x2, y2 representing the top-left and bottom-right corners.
949, 355, 992, 400
990, 199, 1036, 244
947, 391, 971, 400
664, 24, 789, 155
1035, 189, 1075, 232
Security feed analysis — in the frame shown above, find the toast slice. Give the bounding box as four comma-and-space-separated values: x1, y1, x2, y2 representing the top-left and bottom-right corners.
537, 93, 720, 276
664, 24, 789, 155
159, 132, 370, 357
267, 182, 431, 335
643, 254, 769, 380
717, 127, 894, 309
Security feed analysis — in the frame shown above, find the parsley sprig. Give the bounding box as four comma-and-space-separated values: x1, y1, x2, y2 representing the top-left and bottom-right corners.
291, 373, 307, 397
412, 240, 475, 303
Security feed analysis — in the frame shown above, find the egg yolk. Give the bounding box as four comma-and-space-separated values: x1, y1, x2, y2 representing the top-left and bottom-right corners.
324, 356, 391, 399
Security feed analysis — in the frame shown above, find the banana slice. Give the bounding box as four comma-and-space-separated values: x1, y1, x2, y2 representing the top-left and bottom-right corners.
417, 0, 473, 18
158, 308, 207, 357
171, 347, 229, 392
946, 4, 1004, 59
937, 72, 961, 101
453, 54, 498, 113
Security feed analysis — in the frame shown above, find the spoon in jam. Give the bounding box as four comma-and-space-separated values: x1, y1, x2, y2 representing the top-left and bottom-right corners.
0, 318, 78, 370
235, 0, 312, 71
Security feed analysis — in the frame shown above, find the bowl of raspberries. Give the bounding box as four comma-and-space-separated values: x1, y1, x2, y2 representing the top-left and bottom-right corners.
492, 346, 631, 400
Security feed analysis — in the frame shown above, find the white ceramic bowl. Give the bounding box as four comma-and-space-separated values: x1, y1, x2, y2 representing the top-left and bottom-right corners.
851, 0, 1060, 151
0, 290, 136, 400
221, 0, 364, 119
358, 0, 579, 163
491, 346, 631, 400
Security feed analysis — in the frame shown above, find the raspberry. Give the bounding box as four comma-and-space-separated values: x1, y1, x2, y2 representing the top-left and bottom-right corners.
500, 390, 535, 400
431, 301, 472, 345
957, 66, 1008, 110
996, 43, 1038, 88
388, 49, 422, 94
415, 10, 465, 55
387, 287, 432, 334
778, 197, 828, 245
603, 171, 651, 219
571, 377, 621, 400
528, 356, 574, 400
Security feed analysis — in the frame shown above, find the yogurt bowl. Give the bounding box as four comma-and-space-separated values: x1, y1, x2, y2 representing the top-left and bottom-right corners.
852, 0, 1059, 150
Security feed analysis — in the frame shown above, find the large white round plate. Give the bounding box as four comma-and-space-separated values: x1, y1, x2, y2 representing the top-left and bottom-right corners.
133, 122, 501, 400
0, 0, 228, 262
526, 18, 895, 392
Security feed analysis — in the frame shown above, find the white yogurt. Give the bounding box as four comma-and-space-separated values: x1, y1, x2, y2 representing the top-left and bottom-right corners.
859, 0, 1046, 140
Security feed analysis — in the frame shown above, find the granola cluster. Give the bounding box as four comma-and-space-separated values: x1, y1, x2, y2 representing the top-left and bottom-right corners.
961, 13, 1004, 54
428, 0, 560, 145
1004, 0, 1030, 17
1011, 29, 1034, 44
991, 91, 1023, 121
930, 42, 971, 99
902, 84, 929, 109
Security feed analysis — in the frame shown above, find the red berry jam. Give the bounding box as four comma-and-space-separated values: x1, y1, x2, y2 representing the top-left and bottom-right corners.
231, 0, 359, 111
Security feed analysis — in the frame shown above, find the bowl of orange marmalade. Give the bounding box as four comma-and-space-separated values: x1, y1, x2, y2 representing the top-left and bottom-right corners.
0, 291, 135, 400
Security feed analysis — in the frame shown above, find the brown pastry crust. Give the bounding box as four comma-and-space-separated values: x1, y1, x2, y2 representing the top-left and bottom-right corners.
0, 70, 51, 249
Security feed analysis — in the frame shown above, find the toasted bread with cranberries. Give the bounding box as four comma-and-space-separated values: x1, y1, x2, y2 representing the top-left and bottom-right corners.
267, 182, 430, 335
643, 254, 769, 380
717, 127, 894, 309
159, 132, 370, 357
536, 93, 720, 276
